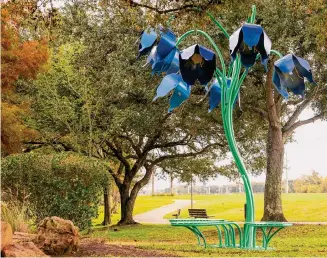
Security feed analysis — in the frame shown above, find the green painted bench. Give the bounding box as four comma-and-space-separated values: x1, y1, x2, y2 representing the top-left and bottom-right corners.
244, 221, 293, 249
169, 219, 292, 249
169, 219, 243, 248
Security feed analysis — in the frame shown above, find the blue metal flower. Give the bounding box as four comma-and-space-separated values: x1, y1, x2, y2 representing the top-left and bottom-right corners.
273, 54, 316, 99
138, 27, 179, 75
179, 44, 216, 85
229, 23, 271, 69
153, 74, 190, 112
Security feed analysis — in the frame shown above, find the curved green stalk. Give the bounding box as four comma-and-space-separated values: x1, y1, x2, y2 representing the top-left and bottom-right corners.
270, 49, 283, 58
167, 15, 175, 27
176, 30, 227, 78
250, 5, 256, 23
207, 12, 230, 39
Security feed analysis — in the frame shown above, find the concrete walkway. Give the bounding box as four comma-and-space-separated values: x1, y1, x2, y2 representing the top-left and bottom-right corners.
134, 200, 191, 224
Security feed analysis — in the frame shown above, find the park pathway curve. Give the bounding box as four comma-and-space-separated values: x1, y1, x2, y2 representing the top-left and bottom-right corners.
134, 200, 191, 224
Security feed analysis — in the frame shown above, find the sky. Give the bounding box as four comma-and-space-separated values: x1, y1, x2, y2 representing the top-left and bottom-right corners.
150, 108, 327, 190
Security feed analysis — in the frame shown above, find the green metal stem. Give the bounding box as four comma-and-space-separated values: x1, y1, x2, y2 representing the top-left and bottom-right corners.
167, 15, 175, 27
270, 49, 283, 58
250, 5, 256, 23
207, 12, 230, 39
175, 5, 258, 248
176, 30, 227, 78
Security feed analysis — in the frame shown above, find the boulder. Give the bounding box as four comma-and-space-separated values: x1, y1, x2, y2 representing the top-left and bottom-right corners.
1, 221, 13, 250
35, 217, 79, 255
2, 231, 47, 257
2, 241, 47, 257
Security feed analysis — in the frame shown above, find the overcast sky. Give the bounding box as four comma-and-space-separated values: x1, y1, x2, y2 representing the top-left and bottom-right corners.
151, 108, 327, 189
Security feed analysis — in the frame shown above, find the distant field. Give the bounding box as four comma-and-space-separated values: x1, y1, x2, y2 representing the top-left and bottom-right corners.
93, 193, 327, 225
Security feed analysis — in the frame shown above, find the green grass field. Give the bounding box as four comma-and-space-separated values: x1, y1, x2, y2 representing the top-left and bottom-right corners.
93, 193, 327, 225
89, 224, 327, 256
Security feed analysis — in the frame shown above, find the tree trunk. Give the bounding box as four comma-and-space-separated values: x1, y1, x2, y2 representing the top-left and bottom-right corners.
262, 60, 287, 222
102, 186, 111, 225
262, 123, 287, 221
118, 184, 138, 225
170, 175, 174, 195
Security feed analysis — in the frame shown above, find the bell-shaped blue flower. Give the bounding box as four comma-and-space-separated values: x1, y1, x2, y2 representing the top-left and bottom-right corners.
153, 73, 190, 112
179, 44, 216, 85
138, 27, 179, 75
229, 23, 271, 69
273, 54, 316, 99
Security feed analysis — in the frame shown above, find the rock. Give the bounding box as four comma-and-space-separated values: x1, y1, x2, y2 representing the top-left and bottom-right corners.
2, 231, 47, 257
35, 217, 79, 256
2, 241, 48, 257
1, 221, 13, 250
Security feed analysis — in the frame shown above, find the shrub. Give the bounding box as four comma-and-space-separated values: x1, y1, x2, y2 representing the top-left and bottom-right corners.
1, 152, 110, 230
1, 200, 33, 232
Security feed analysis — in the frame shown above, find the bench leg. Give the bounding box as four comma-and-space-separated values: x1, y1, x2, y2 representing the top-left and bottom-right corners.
186, 226, 207, 248
214, 225, 223, 247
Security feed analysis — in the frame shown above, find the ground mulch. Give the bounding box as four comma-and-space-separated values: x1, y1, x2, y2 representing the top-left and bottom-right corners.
72, 238, 176, 257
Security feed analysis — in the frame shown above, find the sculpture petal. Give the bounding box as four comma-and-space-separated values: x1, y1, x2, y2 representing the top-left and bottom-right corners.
293, 55, 315, 83
168, 83, 191, 112
273, 68, 289, 99
208, 79, 222, 112
229, 28, 242, 62
156, 29, 177, 59
138, 28, 158, 57
275, 54, 295, 73
180, 44, 197, 60
241, 23, 263, 48
152, 48, 177, 74
153, 74, 183, 101
166, 50, 180, 74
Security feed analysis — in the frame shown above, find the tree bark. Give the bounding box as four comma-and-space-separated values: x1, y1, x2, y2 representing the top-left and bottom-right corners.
102, 186, 111, 225
262, 60, 287, 222
117, 183, 138, 225
262, 126, 287, 221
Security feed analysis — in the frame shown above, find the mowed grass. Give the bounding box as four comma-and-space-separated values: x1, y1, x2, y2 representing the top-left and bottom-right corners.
164, 193, 327, 222
93, 193, 327, 225
89, 224, 327, 256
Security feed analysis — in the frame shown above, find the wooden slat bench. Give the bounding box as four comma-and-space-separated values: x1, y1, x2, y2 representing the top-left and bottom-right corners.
188, 209, 214, 219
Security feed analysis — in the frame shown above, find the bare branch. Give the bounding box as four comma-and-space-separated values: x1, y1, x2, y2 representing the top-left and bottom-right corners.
150, 142, 223, 165
127, 0, 216, 14
105, 140, 131, 173
152, 134, 192, 149
283, 113, 323, 138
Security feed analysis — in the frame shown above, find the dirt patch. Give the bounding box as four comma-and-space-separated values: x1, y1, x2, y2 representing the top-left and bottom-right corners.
72, 238, 176, 257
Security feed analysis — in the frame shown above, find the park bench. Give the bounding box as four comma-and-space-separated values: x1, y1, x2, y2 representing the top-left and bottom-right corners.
188, 209, 214, 219
172, 209, 181, 219
170, 219, 243, 248
169, 218, 292, 249
244, 221, 293, 250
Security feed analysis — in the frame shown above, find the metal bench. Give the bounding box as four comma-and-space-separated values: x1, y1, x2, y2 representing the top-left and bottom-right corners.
170, 219, 243, 248
169, 219, 292, 249
244, 221, 293, 250
188, 209, 214, 219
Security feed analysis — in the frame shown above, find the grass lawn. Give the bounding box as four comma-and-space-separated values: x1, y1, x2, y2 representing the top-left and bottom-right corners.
93, 193, 327, 225
89, 224, 327, 256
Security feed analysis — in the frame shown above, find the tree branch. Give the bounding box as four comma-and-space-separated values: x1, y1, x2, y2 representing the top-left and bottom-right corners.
105, 139, 131, 173
127, 0, 216, 14
283, 113, 323, 138
152, 134, 192, 149
150, 142, 223, 165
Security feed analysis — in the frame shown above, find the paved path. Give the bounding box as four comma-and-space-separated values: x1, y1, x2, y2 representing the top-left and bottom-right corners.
134, 200, 191, 224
